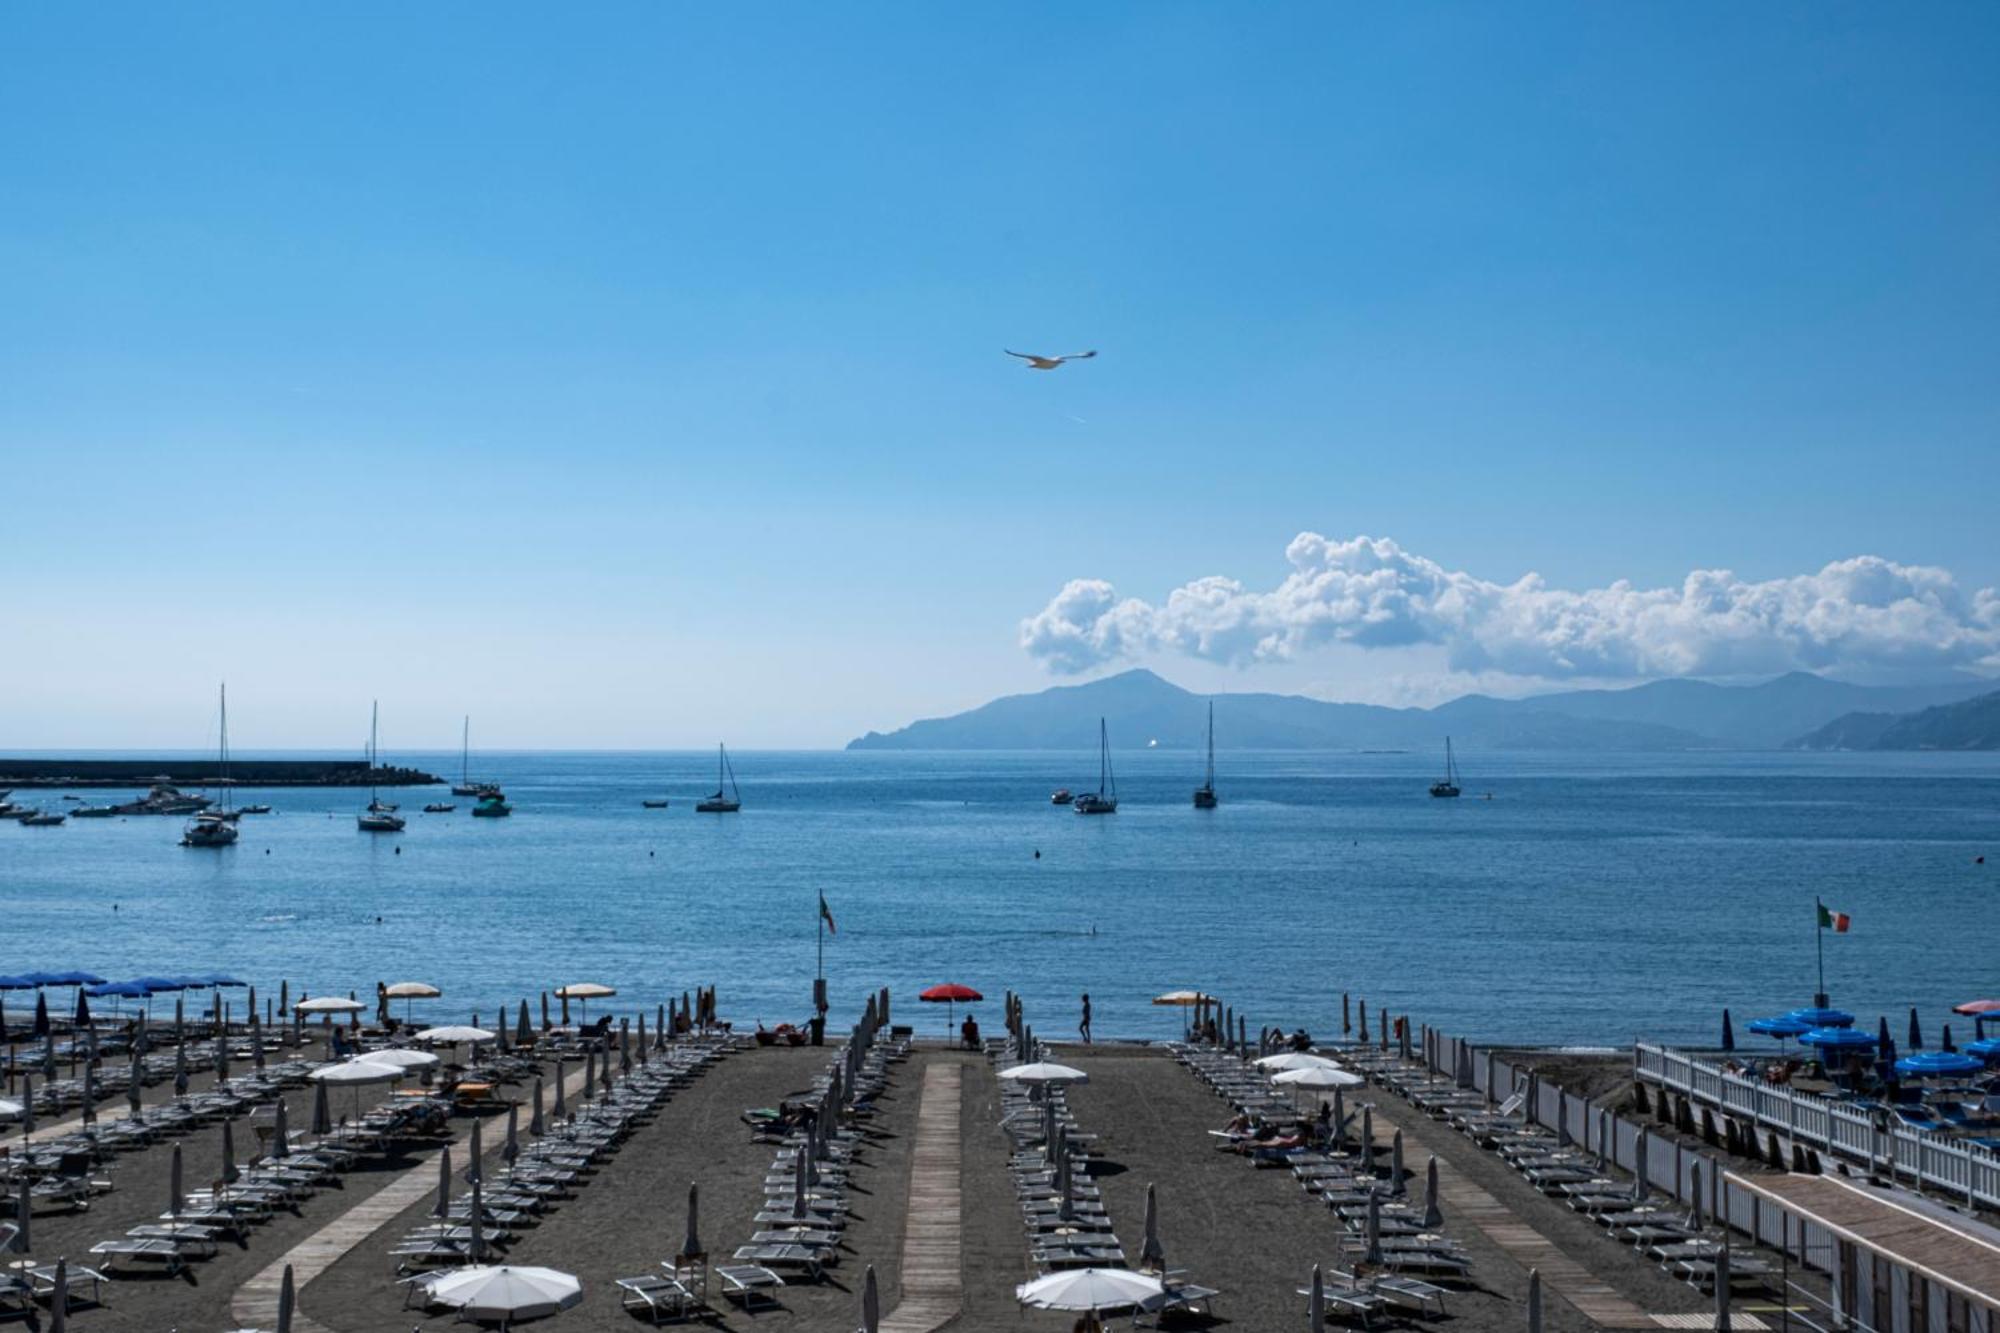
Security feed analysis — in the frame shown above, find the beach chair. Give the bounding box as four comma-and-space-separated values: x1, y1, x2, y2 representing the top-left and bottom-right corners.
1295, 1280, 1389, 1325
88, 1236, 188, 1276
617, 1274, 698, 1323
714, 1264, 785, 1312
733, 1242, 826, 1279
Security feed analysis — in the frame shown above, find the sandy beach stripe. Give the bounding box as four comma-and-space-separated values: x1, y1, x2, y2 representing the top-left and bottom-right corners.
880, 1060, 963, 1333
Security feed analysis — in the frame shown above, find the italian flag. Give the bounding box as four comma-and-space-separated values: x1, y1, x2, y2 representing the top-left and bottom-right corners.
1817, 903, 1851, 933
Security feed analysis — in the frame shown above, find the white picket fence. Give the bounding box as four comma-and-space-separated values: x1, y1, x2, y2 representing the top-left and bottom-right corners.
1633, 1041, 2000, 1210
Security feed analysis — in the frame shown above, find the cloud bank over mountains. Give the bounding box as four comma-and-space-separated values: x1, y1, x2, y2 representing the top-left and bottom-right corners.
1020, 533, 2000, 685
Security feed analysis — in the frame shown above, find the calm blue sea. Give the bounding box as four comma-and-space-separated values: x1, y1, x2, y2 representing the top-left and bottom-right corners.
3, 750, 1995, 1048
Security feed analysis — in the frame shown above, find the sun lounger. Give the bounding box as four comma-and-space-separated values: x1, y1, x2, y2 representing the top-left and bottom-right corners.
89, 1236, 188, 1276
715, 1264, 786, 1311
1295, 1281, 1389, 1324
734, 1242, 826, 1278
617, 1274, 698, 1323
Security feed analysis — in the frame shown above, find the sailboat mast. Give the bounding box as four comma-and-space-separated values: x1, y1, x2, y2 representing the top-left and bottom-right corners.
219, 682, 231, 813
1206, 700, 1215, 787
462, 715, 469, 785
371, 701, 379, 804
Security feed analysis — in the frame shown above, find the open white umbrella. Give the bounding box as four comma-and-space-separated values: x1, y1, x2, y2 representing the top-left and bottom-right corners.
415, 1025, 496, 1046
423, 1264, 583, 1324
998, 1062, 1089, 1085
0, 1098, 21, 1122
308, 1057, 403, 1122
1254, 1051, 1344, 1073
352, 1048, 439, 1073
383, 981, 441, 1023
294, 996, 365, 1015
1271, 1065, 1364, 1089
1017, 1267, 1166, 1314
554, 983, 614, 1026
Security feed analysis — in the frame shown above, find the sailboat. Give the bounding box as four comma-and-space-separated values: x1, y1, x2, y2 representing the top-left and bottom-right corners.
451, 716, 482, 796
182, 684, 241, 847
1429, 737, 1462, 799
358, 702, 406, 831
1074, 718, 1118, 815
1193, 700, 1218, 809
695, 743, 742, 813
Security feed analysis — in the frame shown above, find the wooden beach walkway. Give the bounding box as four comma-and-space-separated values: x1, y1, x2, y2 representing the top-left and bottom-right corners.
881, 1060, 964, 1333
229, 1058, 596, 1333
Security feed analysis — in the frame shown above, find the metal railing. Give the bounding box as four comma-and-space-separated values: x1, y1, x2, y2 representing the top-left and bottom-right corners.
1634, 1042, 2000, 1211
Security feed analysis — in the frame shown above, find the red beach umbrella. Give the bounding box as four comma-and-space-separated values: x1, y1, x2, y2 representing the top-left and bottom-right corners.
918, 984, 983, 1038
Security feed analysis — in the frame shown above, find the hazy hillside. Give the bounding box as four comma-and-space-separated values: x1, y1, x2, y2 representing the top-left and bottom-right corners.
1794, 690, 2000, 751
849, 668, 1999, 752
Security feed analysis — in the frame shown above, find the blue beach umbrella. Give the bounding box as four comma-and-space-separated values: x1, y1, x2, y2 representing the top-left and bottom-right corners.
86, 982, 152, 999
1747, 1016, 1809, 1041
1799, 1028, 1876, 1069
0, 976, 37, 990
1895, 1051, 1983, 1079
128, 976, 190, 993
1787, 1006, 1855, 1029
1964, 1037, 2000, 1064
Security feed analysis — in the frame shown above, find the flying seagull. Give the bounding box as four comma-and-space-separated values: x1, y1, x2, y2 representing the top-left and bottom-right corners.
1005, 349, 1097, 370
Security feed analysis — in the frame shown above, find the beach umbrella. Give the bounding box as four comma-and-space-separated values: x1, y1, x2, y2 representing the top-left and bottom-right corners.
38, 1028, 54, 1081
1309, 1264, 1325, 1333
214, 1027, 230, 1084
1909, 1008, 1925, 1050
1255, 1051, 1342, 1074
495, 1013, 511, 1054
435, 1146, 453, 1219
174, 1041, 189, 1097
1331, 1087, 1347, 1150
14, 1178, 30, 1252
1391, 1129, 1406, 1196
295, 995, 366, 1016
541, 991, 551, 1032
1364, 1191, 1383, 1264
383, 981, 441, 1024
655, 1003, 666, 1048
999, 1062, 1089, 1085
468, 1179, 487, 1263
1799, 1027, 1876, 1065
1965, 1037, 2000, 1064
18, 1076, 31, 1137
681, 1182, 702, 1261
793, 1141, 808, 1218
273, 1096, 290, 1158
47, 1258, 65, 1333
1746, 1015, 1806, 1040
553, 1060, 567, 1118
1527, 1269, 1542, 1333
221, 1118, 239, 1187
353, 1048, 439, 1073
415, 1025, 494, 1046
30, 993, 48, 1040
1689, 1161, 1705, 1230
250, 1011, 266, 1070
919, 983, 982, 1036
423, 1265, 583, 1324
503, 1104, 519, 1164
1140, 1182, 1164, 1271
169, 1143, 185, 1218
1273, 1066, 1364, 1090
1943, 1024, 1957, 1052
1895, 1051, 1983, 1078
554, 983, 615, 1026
583, 1048, 596, 1102
1423, 1154, 1442, 1228
517, 1000, 532, 1046
1787, 1005, 1855, 1029
1878, 1016, 1893, 1051
466, 1115, 484, 1185
1633, 1128, 1649, 1201
277, 1264, 295, 1333
311, 1080, 331, 1136
1360, 1106, 1376, 1174
1015, 1267, 1166, 1315
1720, 1009, 1734, 1051
72, 988, 91, 1031
861, 1264, 880, 1333
79, 1060, 96, 1126
636, 1014, 648, 1064
531, 1076, 546, 1135
1597, 1109, 1612, 1171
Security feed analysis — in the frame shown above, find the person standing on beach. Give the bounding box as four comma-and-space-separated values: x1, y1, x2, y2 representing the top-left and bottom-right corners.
1079, 992, 1092, 1044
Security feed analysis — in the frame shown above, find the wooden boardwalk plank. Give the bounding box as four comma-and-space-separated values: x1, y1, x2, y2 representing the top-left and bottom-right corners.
880, 1061, 962, 1333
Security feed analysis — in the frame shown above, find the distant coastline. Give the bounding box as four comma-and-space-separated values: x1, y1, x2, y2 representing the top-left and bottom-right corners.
0, 759, 442, 788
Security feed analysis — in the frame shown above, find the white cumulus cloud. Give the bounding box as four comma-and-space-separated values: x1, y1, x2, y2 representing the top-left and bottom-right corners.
1018, 533, 2000, 683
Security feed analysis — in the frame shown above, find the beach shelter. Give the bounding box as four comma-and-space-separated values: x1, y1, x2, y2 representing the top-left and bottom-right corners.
1895, 1051, 1983, 1079
1016, 1268, 1166, 1317
861, 1264, 880, 1333
918, 983, 982, 1036
383, 981, 441, 1024
424, 1265, 583, 1327
1140, 1182, 1164, 1272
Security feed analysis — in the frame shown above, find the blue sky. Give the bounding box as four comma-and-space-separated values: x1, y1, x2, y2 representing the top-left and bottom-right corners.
3, 4, 1997, 746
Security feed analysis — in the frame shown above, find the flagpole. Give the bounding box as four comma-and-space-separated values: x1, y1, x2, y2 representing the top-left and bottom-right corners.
1814, 896, 1827, 1009
812, 892, 828, 1048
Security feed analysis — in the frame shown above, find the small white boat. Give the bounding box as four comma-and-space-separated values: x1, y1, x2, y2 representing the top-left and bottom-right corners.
423, 802, 456, 813
181, 813, 238, 846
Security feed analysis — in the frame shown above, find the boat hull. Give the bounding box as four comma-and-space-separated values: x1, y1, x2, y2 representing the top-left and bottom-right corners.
1192, 787, 1217, 809
695, 800, 740, 813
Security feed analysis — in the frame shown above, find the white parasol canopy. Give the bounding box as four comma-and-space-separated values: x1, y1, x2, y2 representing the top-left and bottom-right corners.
294, 996, 365, 1014
383, 982, 441, 998
415, 1025, 496, 1045
350, 1048, 439, 1071
0, 1097, 22, 1121
308, 1060, 404, 1086
1017, 1267, 1167, 1313
423, 1264, 583, 1321
998, 1062, 1089, 1085
1254, 1052, 1345, 1073
553, 983, 614, 998
1272, 1065, 1365, 1089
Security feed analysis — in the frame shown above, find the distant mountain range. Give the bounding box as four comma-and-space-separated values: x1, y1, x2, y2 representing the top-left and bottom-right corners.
845, 668, 1997, 752
1792, 689, 2000, 751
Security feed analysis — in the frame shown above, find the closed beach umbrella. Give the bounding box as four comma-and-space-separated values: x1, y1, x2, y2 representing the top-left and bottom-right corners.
517, 1000, 532, 1046
172, 1036, 188, 1096
861, 1264, 880, 1333
583, 1048, 596, 1102
31, 993, 47, 1041
682, 1183, 702, 1260
1391, 1129, 1406, 1196
221, 1119, 239, 1186
19, 1076, 31, 1137
1331, 1087, 1347, 1150
79, 1061, 96, 1126
73, 987, 91, 1031
311, 1079, 331, 1136
542, 991, 552, 1031
1633, 1128, 1649, 1201
553, 1060, 567, 1118
1364, 1191, 1383, 1264
250, 1011, 265, 1070
1943, 1023, 1957, 1053
1909, 1007, 1924, 1050
435, 1146, 453, 1219
531, 1076, 546, 1135
273, 1096, 290, 1158
1720, 1009, 1734, 1051
1309, 1263, 1325, 1333
792, 1142, 808, 1218
636, 1014, 648, 1064
468, 1179, 486, 1262
1689, 1161, 1704, 1230
1360, 1106, 1376, 1174
1597, 1109, 1611, 1171
1140, 1182, 1164, 1271
47, 1258, 65, 1333
169, 1143, 185, 1218
16, 1178, 30, 1252
277, 1264, 295, 1333
503, 1104, 519, 1164
1423, 1155, 1443, 1228
466, 1115, 484, 1185
601, 1047, 615, 1094
214, 1028, 229, 1084
1527, 1269, 1543, 1333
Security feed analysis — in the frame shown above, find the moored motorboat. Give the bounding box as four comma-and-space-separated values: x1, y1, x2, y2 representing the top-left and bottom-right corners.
1050, 789, 1073, 806
470, 791, 511, 817
181, 812, 238, 846
238, 803, 272, 815
70, 804, 117, 818
110, 784, 210, 815
21, 810, 66, 826
642, 798, 670, 809
423, 802, 456, 813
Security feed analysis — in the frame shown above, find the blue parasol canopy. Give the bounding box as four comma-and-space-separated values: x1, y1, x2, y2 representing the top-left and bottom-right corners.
1786, 1006, 1855, 1029
1965, 1037, 2000, 1063
86, 981, 154, 999
1894, 1051, 1984, 1079
201, 974, 248, 987
1747, 1016, 1811, 1038
1799, 1027, 1877, 1050
127, 976, 191, 992
0, 975, 37, 990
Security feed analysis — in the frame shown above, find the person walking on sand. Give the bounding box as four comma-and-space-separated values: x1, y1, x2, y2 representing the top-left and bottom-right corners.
1079, 993, 1092, 1044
